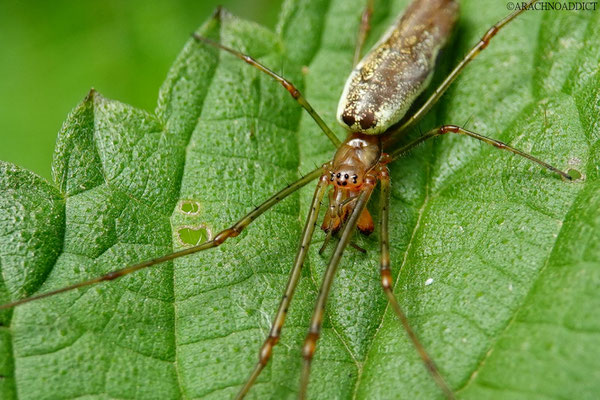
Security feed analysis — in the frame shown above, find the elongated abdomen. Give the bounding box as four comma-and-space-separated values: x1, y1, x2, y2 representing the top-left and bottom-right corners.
337, 0, 459, 134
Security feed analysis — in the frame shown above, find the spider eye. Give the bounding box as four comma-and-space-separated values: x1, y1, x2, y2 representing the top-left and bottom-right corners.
344, 174, 349, 179
336, 173, 341, 178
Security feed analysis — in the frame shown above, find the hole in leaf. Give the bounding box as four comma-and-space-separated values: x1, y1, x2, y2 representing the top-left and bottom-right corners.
178, 200, 201, 215
176, 226, 210, 246
567, 168, 582, 181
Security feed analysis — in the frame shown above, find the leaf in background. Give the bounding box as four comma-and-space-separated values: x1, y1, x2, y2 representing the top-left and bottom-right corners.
0, 0, 599, 399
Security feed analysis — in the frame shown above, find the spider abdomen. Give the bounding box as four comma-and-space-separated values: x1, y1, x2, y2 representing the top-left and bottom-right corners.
337, 0, 459, 134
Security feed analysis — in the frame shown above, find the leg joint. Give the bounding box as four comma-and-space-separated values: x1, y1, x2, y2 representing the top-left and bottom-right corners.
259, 335, 279, 365
282, 80, 300, 99
380, 268, 393, 290
440, 125, 460, 134
379, 164, 390, 180
213, 228, 239, 245
302, 332, 319, 360
480, 25, 499, 49
102, 270, 123, 281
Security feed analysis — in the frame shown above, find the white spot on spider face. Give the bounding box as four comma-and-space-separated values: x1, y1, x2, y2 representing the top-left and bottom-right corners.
346, 138, 368, 148
425, 278, 434, 286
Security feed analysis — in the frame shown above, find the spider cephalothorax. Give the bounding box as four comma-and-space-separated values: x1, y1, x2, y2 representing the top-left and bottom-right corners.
330, 133, 382, 187
321, 133, 386, 235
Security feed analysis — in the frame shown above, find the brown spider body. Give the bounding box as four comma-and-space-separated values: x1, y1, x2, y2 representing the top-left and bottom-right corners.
322, 133, 385, 235
324, 0, 459, 238
0, 2, 571, 400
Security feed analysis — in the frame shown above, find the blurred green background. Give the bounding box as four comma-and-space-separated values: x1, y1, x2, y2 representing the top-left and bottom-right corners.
0, 0, 283, 181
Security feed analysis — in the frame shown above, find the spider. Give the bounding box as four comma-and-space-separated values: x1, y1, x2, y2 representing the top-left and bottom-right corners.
1, 0, 586, 399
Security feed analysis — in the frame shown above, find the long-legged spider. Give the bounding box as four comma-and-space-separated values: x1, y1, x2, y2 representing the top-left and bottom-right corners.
1, 0, 590, 399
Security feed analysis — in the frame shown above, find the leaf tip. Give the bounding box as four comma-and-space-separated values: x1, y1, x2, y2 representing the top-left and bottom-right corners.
85, 87, 97, 102
211, 6, 232, 21
83, 87, 108, 107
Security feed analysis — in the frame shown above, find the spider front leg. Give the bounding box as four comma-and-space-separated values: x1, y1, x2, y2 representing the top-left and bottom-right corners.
390, 0, 540, 137
378, 166, 455, 399
0, 168, 323, 310
389, 125, 572, 180
299, 181, 375, 399
192, 33, 341, 148
235, 172, 330, 400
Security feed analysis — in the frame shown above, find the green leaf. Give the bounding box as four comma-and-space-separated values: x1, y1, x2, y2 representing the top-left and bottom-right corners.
1, 0, 598, 399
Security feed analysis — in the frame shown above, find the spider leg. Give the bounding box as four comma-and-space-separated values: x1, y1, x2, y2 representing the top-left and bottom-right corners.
192, 33, 342, 148
387, 0, 540, 139
0, 168, 323, 310
353, 0, 376, 66
319, 190, 337, 254
298, 184, 374, 399
235, 174, 330, 399
389, 125, 572, 181
378, 167, 455, 399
